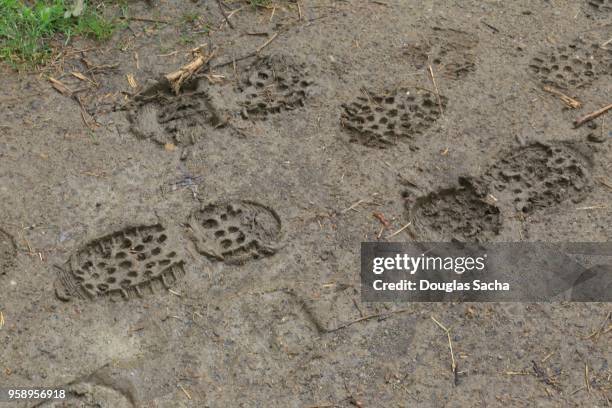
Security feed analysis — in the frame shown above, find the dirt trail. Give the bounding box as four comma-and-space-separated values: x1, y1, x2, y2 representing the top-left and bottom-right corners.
0, 0, 611, 406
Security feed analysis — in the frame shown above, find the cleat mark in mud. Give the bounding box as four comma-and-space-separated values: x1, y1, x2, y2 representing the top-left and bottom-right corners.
481, 142, 593, 214
403, 27, 478, 80
407, 178, 502, 242
0, 227, 17, 275
406, 142, 594, 241
54, 224, 186, 302
187, 200, 282, 264
528, 37, 612, 90
341, 88, 446, 148
238, 55, 315, 119
128, 81, 222, 146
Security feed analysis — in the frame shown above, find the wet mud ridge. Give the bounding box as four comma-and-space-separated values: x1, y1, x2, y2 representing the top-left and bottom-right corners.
128, 84, 222, 146
238, 55, 316, 119
341, 88, 446, 148
407, 142, 594, 241
0, 227, 17, 275
187, 200, 283, 264
528, 37, 612, 90
54, 225, 186, 301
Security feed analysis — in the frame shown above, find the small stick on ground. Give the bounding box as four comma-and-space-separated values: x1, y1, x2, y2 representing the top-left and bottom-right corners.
208, 32, 279, 70
49, 77, 73, 96
341, 199, 366, 213
428, 64, 444, 115
215, 0, 235, 29
504, 370, 530, 376
543, 86, 582, 109
541, 351, 555, 363
209, 52, 255, 69
585, 363, 591, 393
226, 6, 245, 20
120, 16, 169, 24
168, 289, 182, 297
165, 52, 213, 94
571, 386, 586, 395
256, 32, 279, 53
431, 316, 458, 385
351, 297, 364, 317
178, 384, 192, 400
583, 311, 611, 340
597, 177, 612, 191
327, 308, 411, 333
576, 204, 608, 210
574, 103, 612, 128
73, 95, 97, 131
386, 222, 412, 239
0, 311, 4, 329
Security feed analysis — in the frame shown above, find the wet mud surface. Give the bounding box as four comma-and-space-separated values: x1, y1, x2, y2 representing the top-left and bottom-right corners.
0, 0, 611, 406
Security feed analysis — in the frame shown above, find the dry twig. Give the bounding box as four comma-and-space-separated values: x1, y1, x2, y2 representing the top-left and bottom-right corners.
256, 32, 279, 53
215, 0, 235, 28
431, 316, 458, 385
428, 65, 444, 115
165, 51, 214, 94
543, 86, 581, 109
574, 103, 612, 128
327, 308, 411, 333
49, 77, 73, 96
178, 384, 192, 400
386, 222, 412, 239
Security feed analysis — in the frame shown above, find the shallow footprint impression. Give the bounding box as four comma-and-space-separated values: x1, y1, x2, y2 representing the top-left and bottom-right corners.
402, 27, 479, 80
237, 55, 315, 119
187, 200, 282, 264
128, 82, 221, 146
54, 224, 186, 301
528, 37, 612, 90
481, 142, 593, 214
341, 88, 446, 148
407, 178, 502, 242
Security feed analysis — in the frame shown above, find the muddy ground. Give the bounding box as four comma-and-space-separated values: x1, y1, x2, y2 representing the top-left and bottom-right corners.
0, 0, 611, 406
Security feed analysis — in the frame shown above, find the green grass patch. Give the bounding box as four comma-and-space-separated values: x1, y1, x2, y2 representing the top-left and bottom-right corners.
0, 0, 115, 67
248, 0, 272, 8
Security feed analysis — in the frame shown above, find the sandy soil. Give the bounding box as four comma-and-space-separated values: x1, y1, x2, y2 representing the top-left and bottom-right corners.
0, 0, 611, 406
